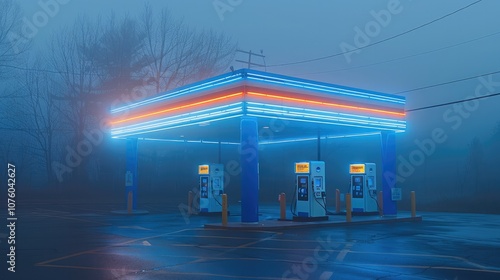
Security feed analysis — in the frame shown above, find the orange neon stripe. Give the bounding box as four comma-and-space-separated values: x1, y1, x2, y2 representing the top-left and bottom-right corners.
111, 92, 243, 125
247, 92, 406, 117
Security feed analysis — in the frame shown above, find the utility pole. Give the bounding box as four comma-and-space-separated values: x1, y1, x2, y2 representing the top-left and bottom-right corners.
235, 49, 266, 70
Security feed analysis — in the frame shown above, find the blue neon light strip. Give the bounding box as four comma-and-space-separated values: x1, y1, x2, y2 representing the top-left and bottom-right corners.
246, 102, 402, 123
111, 108, 242, 136
128, 131, 382, 145
111, 103, 243, 137
112, 102, 242, 131
246, 72, 405, 104
248, 113, 405, 132
248, 111, 405, 130
137, 138, 240, 145
112, 100, 405, 138
250, 110, 406, 130
246, 102, 406, 131
112, 114, 243, 138
112, 107, 241, 135
260, 132, 381, 145
111, 69, 405, 115
111, 75, 243, 114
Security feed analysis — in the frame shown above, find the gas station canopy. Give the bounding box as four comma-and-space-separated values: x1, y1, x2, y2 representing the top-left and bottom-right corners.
110, 69, 406, 142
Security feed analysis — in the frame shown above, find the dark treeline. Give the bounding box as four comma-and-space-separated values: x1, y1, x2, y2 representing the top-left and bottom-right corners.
0, 1, 236, 191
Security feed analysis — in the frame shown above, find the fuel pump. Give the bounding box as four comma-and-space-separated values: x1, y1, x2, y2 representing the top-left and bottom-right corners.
349, 163, 378, 213
198, 164, 224, 213
292, 161, 328, 221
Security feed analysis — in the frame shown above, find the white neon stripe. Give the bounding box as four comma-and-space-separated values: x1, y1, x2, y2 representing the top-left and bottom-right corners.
247, 73, 405, 103
111, 108, 242, 135
246, 104, 406, 129
112, 102, 243, 131
111, 109, 241, 135
246, 102, 407, 124
246, 74, 405, 104
260, 132, 381, 145
136, 138, 240, 145
246, 102, 404, 122
248, 110, 406, 130
247, 108, 405, 129
247, 114, 405, 131
111, 70, 405, 116
111, 75, 243, 113
112, 114, 243, 138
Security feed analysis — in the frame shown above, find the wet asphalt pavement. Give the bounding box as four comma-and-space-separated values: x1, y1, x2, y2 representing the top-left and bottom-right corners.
1, 201, 499, 280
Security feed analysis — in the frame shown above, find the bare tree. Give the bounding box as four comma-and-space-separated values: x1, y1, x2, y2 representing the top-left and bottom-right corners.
91, 13, 150, 99
42, 8, 236, 187
7, 61, 62, 186
48, 17, 102, 185
48, 14, 152, 186
0, 0, 29, 77
141, 4, 236, 93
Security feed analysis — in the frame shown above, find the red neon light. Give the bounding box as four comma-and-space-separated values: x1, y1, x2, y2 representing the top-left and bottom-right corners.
247, 92, 406, 117
111, 92, 243, 125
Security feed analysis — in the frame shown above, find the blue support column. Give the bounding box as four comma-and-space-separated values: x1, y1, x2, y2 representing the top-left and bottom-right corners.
381, 132, 397, 215
240, 118, 259, 223
126, 138, 138, 210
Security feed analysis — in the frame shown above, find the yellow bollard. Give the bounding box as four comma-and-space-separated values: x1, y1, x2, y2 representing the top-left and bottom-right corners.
335, 189, 340, 213
279, 193, 286, 220
222, 194, 228, 226
378, 191, 384, 216
188, 191, 193, 215
127, 191, 133, 214
411, 191, 416, 218
346, 193, 352, 223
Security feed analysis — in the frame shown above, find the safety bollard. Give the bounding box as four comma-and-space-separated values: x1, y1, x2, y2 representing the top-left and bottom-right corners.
378, 191, 383, 216
411, 191, 416, 218
335, 189, 340, 213
279, 193, 286, 220
346, 193, 352, 223
188, 191, 193, 215
222, 194, 228, 226
127, 191, 133, 214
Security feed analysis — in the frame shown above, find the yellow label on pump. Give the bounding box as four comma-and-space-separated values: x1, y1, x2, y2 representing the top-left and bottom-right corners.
295, 162, 310, 173
349, 164, 366, 174
198, 165, 209, 174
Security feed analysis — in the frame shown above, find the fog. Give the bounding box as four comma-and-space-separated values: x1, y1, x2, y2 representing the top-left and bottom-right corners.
1, 0, 499, 213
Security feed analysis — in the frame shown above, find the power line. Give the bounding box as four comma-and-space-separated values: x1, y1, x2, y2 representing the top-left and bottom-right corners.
397, 69, 500, 94
0, 64, 61, 75
305, 30, 500, 75
406, 91, 500, 112
267, 0, 483, 68
0, 64, 147, 79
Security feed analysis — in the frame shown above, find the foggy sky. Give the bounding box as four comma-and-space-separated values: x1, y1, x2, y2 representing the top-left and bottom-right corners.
16, 0, 500, 142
